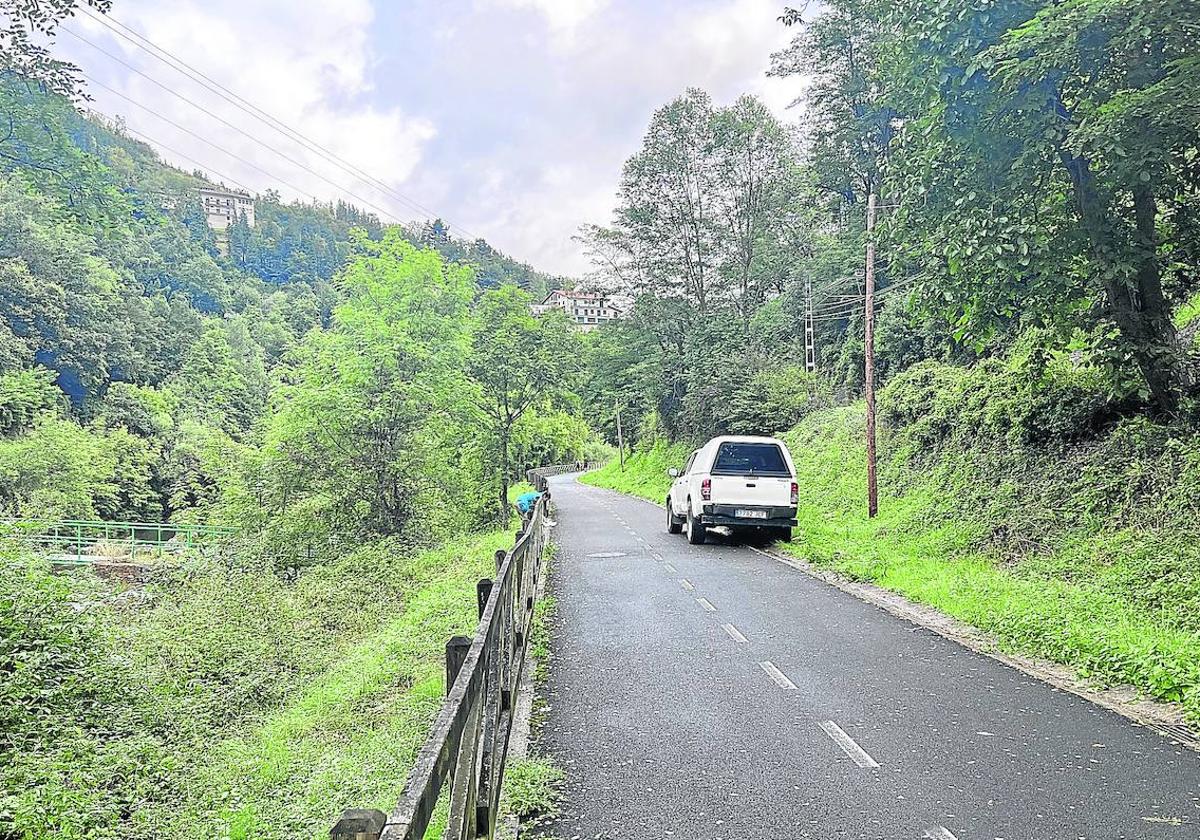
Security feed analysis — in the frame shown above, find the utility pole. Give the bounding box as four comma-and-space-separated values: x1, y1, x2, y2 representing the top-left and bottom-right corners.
804, 275, 816, 373
615, 401, 625, 471
864, 190, 879, 518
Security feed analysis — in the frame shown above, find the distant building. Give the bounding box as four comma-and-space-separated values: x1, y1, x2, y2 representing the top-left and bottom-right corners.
198, 187, 255, 230
533, 289, 619, 331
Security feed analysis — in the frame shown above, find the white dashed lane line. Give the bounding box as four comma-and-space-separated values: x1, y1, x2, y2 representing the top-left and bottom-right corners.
819, 720, 880, 769
722, 623, 748, 643
679, 579, 695, 591
758, 661, 797, 691
924, 828, 959, 840
663, 562, 677, 574
696, 597, 717, 612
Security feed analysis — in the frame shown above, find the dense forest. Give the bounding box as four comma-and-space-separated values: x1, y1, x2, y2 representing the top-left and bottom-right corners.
0, 12, 593, 834
580, 0, 1200, 724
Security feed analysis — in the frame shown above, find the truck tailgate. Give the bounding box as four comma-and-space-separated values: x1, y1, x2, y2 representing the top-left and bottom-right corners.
708, 475, 793, 507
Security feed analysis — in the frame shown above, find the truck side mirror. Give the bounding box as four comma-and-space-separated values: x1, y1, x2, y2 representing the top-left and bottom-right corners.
668, 468, 680, 478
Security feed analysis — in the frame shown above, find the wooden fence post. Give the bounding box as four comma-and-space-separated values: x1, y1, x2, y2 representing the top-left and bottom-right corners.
476, 579, 493, 619
446, 635, 472, 696
329, 808, 386, 840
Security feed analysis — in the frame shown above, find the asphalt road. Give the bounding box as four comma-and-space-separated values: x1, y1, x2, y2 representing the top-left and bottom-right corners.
537, 475, 1200, 840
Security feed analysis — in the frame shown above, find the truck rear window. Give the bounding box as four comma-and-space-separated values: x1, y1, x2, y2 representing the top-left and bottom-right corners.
711, 442, 791, 477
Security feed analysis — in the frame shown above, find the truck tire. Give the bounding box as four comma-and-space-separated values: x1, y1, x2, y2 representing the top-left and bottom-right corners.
686, 504, 707, 545
771, 526, 792, 543
666, 500, 683, 534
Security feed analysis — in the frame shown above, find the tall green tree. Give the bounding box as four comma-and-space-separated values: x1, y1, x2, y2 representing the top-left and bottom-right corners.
468, 286, 578, 518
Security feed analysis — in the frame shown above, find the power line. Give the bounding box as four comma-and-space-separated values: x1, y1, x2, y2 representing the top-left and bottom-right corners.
100, 114, 253, 192
74, 7, 480, 239
811, 274, 923, 318
60, 24, 414, 225
83, 73, 320, 202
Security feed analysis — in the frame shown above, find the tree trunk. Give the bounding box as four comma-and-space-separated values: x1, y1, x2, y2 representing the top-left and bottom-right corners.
1058, 148, 1181, 413
498, 424, 511, 523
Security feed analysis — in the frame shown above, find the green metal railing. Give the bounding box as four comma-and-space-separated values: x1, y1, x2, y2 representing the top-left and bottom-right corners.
0, 519, 237, 564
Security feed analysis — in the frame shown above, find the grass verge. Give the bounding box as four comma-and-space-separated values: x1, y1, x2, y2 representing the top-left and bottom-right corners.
169, 527, 516, 840
578, 441, 685, 503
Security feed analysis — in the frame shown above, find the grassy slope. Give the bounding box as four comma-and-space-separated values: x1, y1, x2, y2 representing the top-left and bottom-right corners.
578, 441, 689, 503
584, 413, 1200, 722
166, 528, 514, 840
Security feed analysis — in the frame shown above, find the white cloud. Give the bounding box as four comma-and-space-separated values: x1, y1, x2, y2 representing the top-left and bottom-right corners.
447, 0, 807, 275
58, 0, 810, 276
484, 0, 610, 47
66, 0, 436, 222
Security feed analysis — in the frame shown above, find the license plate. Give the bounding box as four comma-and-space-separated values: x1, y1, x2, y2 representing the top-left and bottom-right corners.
736, 509, 768, 519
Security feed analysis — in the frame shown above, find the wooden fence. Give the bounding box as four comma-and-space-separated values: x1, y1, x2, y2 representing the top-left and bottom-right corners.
330, 479, 558, 840
526, 463, 581, 492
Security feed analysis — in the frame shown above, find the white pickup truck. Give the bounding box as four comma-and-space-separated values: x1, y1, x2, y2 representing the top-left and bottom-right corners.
666, 435, 798, 545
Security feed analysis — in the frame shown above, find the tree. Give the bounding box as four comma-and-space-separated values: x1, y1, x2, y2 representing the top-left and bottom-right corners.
984, 0, 1200, 411
711, 95, 800, 332
468, 286, 578, 519
1, 0, 112, 97
258, 231, 476, 550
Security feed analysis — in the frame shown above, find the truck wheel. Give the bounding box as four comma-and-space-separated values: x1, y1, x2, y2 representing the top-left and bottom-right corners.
771, 526, 792, 543
666, 500, 683, 534
686, 505, 707, 545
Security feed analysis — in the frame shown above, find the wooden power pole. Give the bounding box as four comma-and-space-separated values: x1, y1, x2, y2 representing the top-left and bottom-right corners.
864, 190, 879, 518
615, 402, 625, 471
804, 275, 816, 373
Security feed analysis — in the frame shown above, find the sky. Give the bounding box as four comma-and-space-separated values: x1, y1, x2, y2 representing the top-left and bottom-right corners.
58, 0, 806, 277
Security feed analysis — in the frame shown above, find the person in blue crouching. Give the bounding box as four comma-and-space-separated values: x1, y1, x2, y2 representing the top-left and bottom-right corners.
515, 490, 542, 519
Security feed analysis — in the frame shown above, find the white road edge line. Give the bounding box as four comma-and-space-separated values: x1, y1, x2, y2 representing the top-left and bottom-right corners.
758, 661, 796, 690
679, 578, 695, 591
696, 596, 717, 612
663, 562, 677, 574
924, 827, 959, 840
722, 623, 748, 643
819, 720, 880, 769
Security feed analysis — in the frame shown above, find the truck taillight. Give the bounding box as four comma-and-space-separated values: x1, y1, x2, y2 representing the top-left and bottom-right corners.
701, 478, 711, 501
790, 481, 799, 505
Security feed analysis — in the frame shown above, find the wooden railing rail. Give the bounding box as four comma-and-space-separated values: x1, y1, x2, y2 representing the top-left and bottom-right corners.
330, 492, 552, 840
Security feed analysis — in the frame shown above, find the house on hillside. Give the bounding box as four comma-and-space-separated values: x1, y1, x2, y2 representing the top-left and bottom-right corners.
198, 187, 255, 230
531, 289, 620, 331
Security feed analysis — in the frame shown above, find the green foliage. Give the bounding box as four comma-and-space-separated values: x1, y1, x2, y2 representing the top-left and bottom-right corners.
411, 218, 563, 298
0, 1, 112, 96
501, 757, 564, 824
468, 286, 584, 518
253, 231, 479, 558
0, 415, 158, 520
0, 525, 517, 839
0, 369, 61, 436
579, 440, 687, 503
